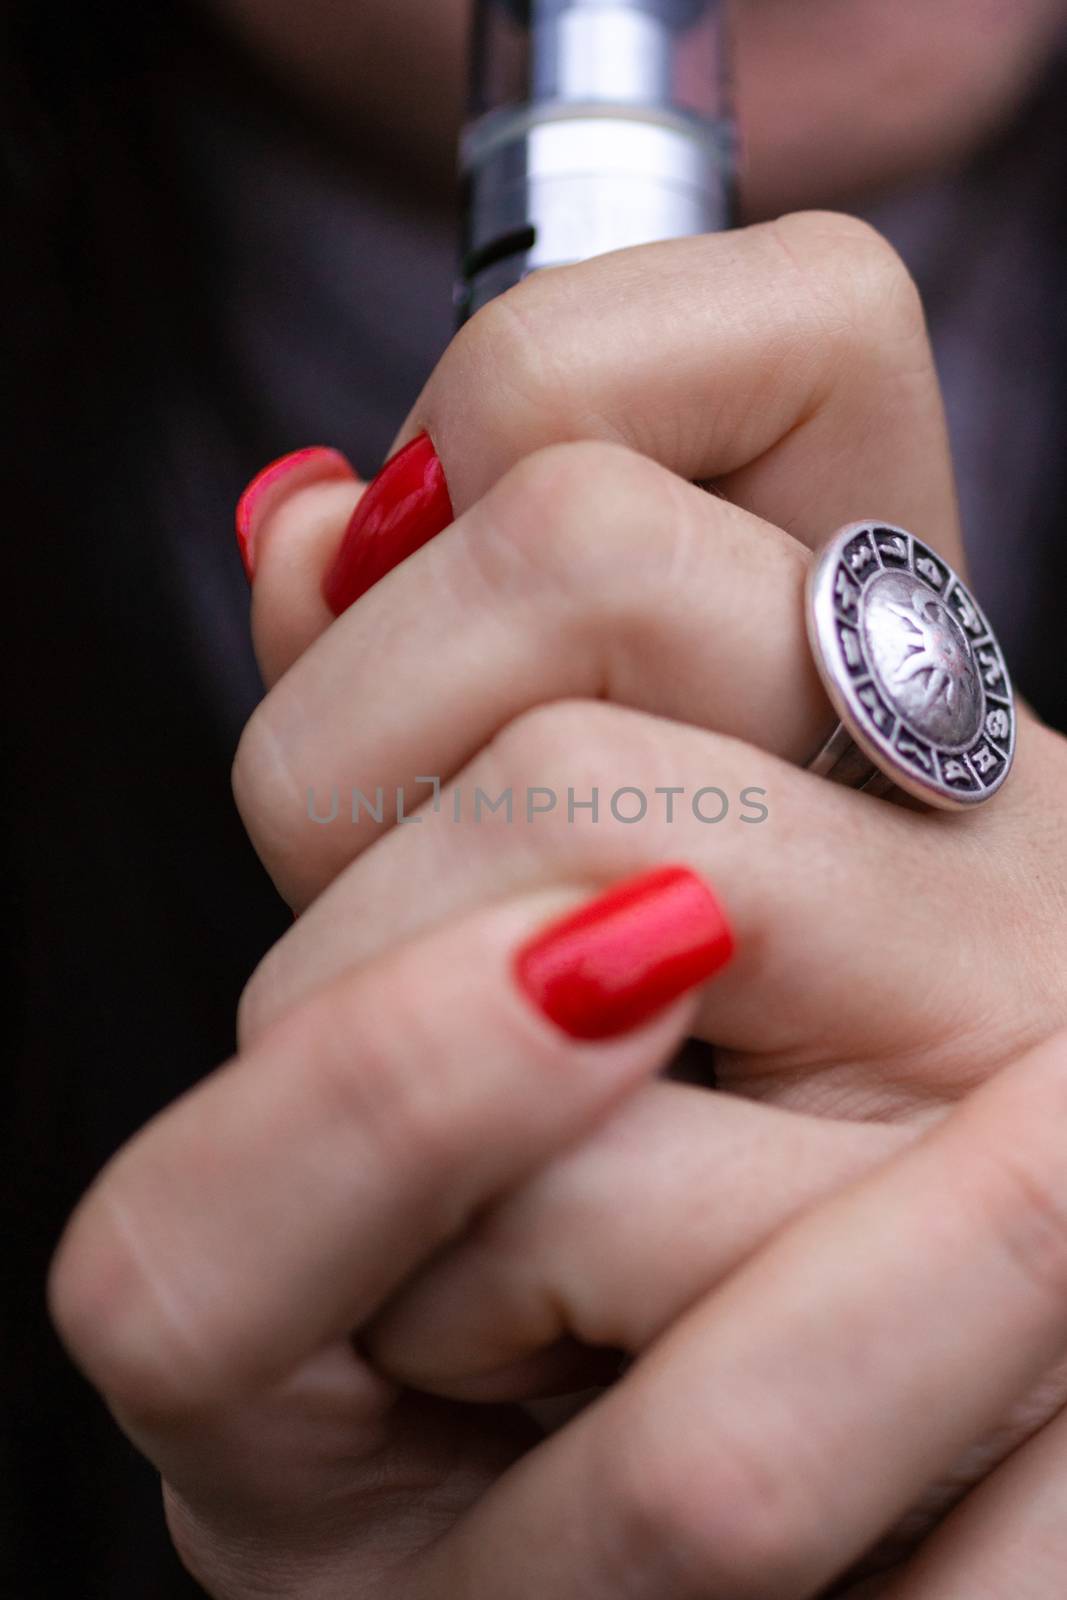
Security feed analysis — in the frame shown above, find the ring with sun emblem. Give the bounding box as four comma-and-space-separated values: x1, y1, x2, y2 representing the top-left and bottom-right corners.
806, 522, 1016, 808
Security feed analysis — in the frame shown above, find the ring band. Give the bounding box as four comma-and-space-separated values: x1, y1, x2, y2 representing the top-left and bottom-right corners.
805, 721, 894, 796
805, 522, 1016, 809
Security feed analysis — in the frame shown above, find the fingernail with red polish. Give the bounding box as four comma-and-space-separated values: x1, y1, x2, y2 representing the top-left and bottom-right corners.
236, 446, 356, 582
515, 866, 735, 1042
323, 433, 454, 615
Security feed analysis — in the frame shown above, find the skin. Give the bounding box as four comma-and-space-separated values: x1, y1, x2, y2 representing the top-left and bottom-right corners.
53, 213, 1067, 1595
209, 0, 1065, 210
53, 5, 1067, 1596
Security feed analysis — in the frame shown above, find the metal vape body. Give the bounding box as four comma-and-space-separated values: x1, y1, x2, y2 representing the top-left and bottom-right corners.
460, 0, 735, 317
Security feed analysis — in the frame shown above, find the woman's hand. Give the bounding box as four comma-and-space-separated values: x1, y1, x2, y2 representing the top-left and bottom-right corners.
51, 213, 1067, 1595
49, 987, 1067, 1596
49, 866, 737, 1597
223, 211, 1067, 1573
235, 213, 1067, 1121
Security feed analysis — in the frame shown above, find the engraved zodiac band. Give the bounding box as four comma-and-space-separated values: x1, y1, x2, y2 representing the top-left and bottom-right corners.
805, 522, 1016, 809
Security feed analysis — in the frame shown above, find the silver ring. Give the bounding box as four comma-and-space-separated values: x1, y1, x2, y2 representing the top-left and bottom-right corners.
805, 522, 1016, 809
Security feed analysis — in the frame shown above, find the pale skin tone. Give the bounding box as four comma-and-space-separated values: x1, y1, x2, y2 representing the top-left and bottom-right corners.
52, 4, 1067, 1597
213, 0, 1065, 210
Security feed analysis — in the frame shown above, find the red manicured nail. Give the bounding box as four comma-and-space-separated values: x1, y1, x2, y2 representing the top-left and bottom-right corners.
235, 446, 355, 582
515, 866, 735, 1041
323, 433, 454, 614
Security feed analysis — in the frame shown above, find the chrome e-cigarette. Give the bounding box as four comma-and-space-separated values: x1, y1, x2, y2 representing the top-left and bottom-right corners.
460, 0, 736, 318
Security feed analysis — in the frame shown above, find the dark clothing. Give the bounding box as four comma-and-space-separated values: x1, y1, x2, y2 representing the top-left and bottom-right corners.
4, 7, 1065, 1595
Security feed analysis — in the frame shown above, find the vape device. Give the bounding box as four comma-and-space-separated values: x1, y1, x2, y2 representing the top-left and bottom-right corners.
460, 0, 736, 318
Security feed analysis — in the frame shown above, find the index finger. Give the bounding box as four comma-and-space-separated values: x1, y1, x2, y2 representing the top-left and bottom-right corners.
389, 211, 960, 564
251, 215, 963, 680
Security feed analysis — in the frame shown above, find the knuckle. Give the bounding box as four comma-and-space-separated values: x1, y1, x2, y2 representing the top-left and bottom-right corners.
488, 698, 622, 793
771, 209, 927, 357
233, 687, 329, 911
596, 1414, 808, 1596
49, 1182, 221, 1426
474, 700, 615, 862
446, 284, 560, 430
477, 694, 701, 872
775, 207, 897, 260
508, 438, 633, 522
300, 975, 464, 1203
231, 696, 302, 860
471, 440, 670, 603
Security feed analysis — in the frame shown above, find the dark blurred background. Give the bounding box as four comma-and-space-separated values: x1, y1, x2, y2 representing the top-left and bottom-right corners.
3, 1, 1065, 1593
